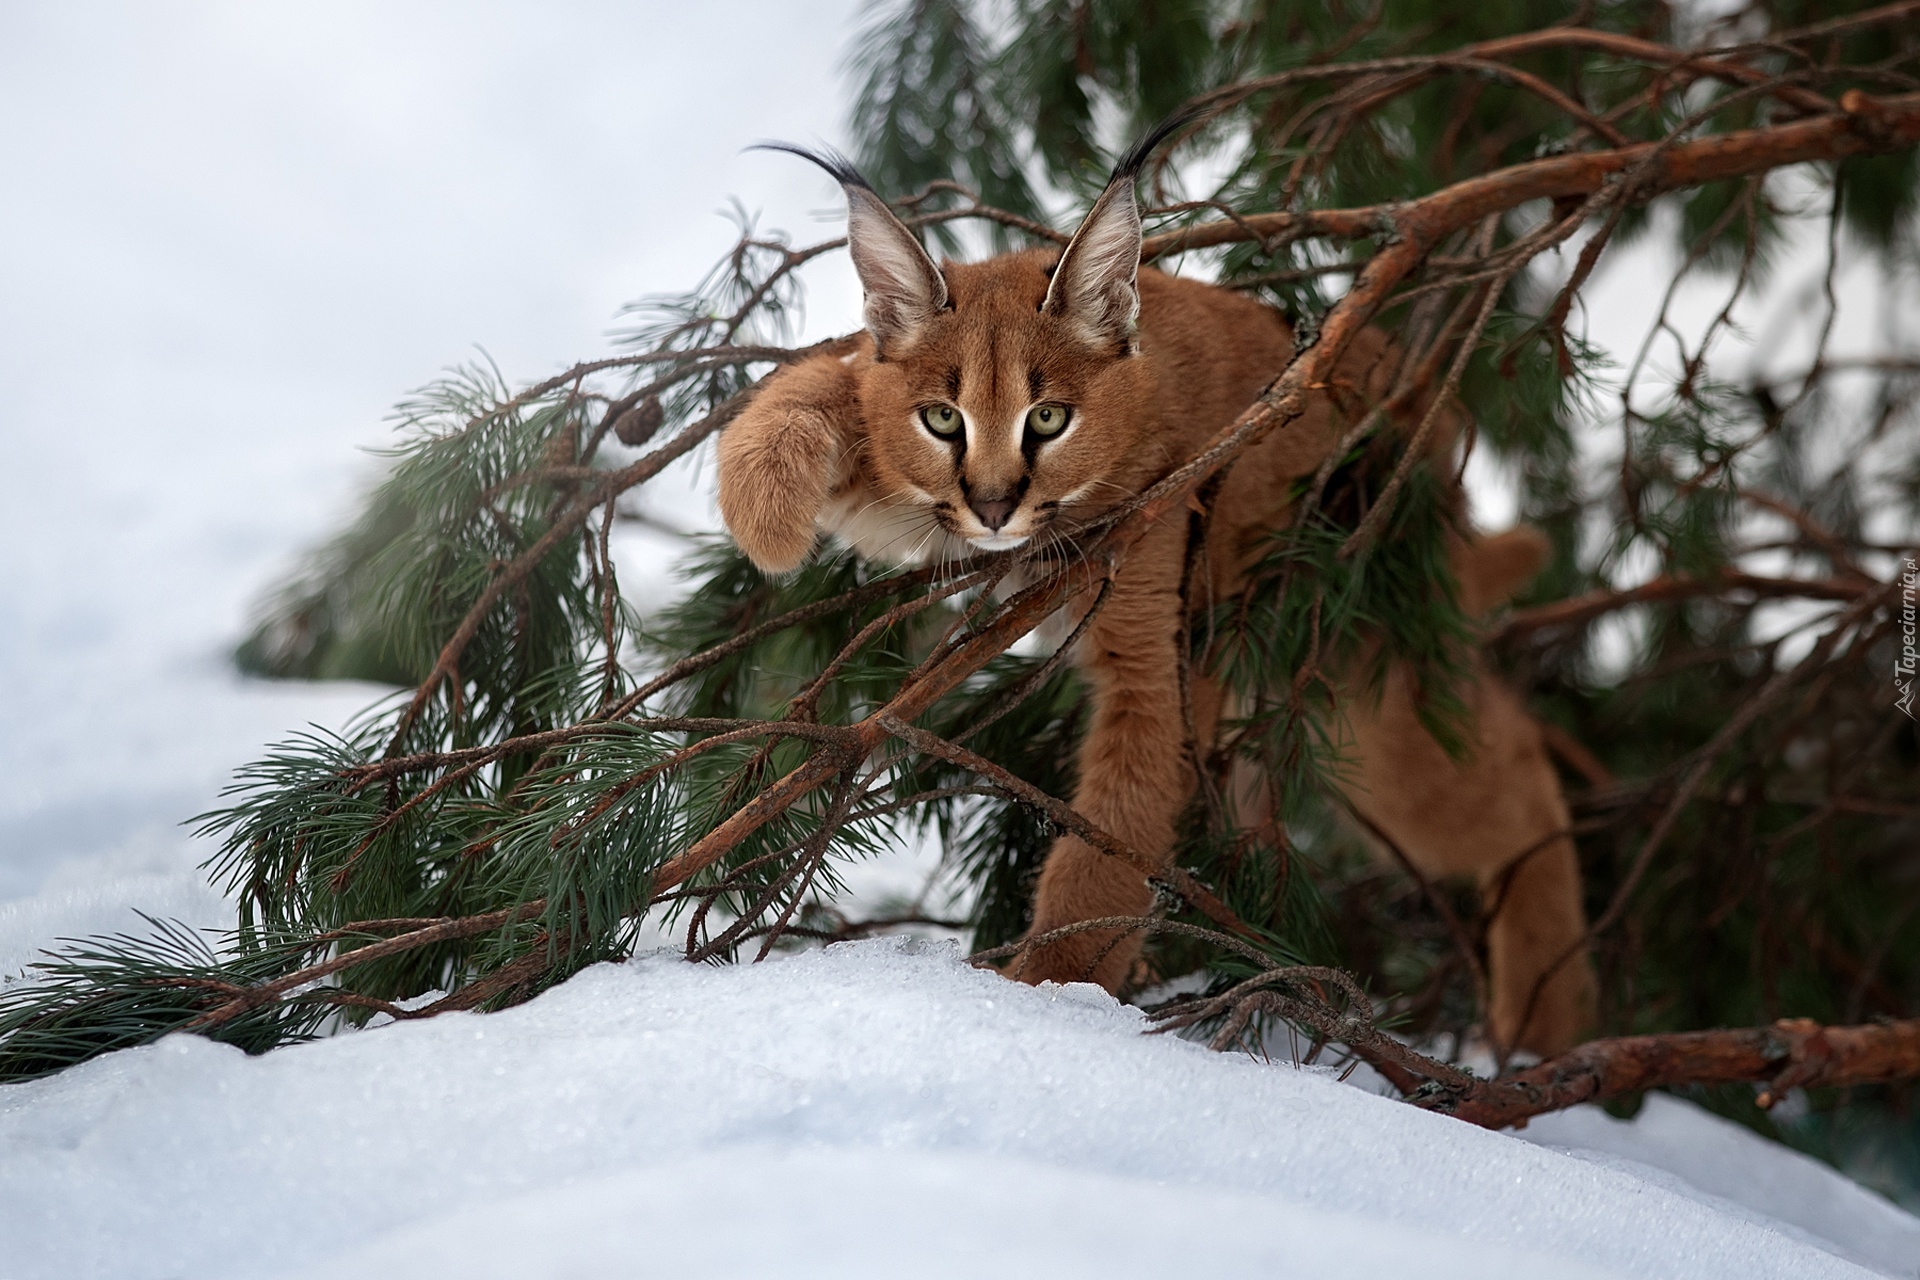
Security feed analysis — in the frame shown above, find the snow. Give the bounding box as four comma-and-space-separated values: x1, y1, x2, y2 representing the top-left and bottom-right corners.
3, 6, 1919, 1279
0, 940, 1914, 1280
1522, 1095, 1920, 1272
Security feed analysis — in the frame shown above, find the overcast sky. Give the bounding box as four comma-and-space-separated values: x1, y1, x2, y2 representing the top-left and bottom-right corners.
1, 1, 868, 514
0, 2, 874, 858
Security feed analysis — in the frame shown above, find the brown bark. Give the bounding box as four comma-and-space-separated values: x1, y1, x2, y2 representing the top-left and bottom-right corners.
1405, 1016, 1920, 1130
1114, 925, 1920, 1133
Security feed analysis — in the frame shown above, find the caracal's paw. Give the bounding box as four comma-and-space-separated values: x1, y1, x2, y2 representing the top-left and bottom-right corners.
717, 405, 835, 573
716, 355, 863, 574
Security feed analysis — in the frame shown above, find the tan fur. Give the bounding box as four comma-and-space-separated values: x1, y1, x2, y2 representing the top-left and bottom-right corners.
716, 180, 1595, 1054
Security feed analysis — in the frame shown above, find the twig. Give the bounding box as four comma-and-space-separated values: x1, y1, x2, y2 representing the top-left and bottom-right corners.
879, 716, 1262, 943
1497, 571, 1875, 639
183, 902, 548, 1032
1510, 581, 1900, 1046
1340, 800, 1492, 1034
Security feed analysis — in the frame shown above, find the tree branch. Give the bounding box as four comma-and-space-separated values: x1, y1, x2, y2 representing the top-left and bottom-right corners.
1141, 92, 1920, 260
1421, 1016, 1920, 1129
1497, 570, 1876, 640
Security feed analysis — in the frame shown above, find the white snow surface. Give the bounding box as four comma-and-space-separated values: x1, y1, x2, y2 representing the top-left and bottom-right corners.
1, 939, 1916, 1280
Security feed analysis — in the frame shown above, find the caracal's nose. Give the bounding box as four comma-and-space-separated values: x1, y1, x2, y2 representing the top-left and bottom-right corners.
969, 494, 1017, 531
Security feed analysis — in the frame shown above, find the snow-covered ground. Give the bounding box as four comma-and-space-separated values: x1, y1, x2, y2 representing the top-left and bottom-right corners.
4, 942, 1918, 1279
4, 5, 1919, 1278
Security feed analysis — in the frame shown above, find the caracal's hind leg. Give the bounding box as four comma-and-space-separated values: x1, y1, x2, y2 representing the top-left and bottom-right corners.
1335, 659, 1596, 1055
1330, 528, 1596, 1054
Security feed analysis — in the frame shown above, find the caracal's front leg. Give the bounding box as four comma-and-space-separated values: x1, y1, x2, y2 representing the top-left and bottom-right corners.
717, 353, 866, 574
1017, 516, 1199, 992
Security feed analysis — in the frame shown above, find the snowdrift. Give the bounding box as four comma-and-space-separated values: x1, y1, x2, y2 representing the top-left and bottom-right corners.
3, 938, 1915, 1279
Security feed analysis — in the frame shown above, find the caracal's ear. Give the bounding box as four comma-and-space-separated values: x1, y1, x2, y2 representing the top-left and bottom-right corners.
1043, 110, 1200, 350
752, 143, 947, 356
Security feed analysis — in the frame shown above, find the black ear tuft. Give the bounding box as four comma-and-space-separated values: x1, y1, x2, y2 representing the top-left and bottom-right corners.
1037, 106, 1209, 348
1105, 103, 1210, 186
751, 140, 948, 354
746, 141, 878, 194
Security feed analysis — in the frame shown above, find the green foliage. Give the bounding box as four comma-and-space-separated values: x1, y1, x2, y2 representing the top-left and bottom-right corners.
235, 485, 422, 685
645, 541, 923, 723
0, 238, 835, 1064
0, 918, 337, 1083
847, 0, 1045, 246
849, 0, 1915, 255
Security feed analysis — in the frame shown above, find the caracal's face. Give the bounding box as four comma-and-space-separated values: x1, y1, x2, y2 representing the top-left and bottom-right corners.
857, 251, 1155, 554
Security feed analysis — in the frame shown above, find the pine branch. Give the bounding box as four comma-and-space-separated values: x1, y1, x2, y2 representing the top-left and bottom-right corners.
1419, 1017, 1920, 1130
1496, 570, 1876, 639
1135, 938, 1920, 1133
1141, 91, 1920, 259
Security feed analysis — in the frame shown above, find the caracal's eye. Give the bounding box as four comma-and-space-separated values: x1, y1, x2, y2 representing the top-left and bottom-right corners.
1025, 403, 1071, 437
919, 404, 963, 437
